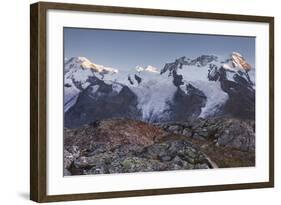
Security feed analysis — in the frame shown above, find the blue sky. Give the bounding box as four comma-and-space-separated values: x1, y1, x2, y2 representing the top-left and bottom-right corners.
64, 27, 255, 71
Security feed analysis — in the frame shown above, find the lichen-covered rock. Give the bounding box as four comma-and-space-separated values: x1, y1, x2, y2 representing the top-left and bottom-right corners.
156, 118, 255, 168
119, 157, 168, 173
64, 118, 215, 175
64, 117, 254, 175
157, 118, 255, 151
64, 146, 80, 169
215, 121, 255, 151
67, 137, 213, 175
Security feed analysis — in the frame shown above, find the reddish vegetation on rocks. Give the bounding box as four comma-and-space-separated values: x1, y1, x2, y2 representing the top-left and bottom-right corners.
64, 118, 168, 150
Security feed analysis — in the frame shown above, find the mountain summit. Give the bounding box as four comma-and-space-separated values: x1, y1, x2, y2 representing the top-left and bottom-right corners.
64, 53, 255, 128
136, 65, 160, 73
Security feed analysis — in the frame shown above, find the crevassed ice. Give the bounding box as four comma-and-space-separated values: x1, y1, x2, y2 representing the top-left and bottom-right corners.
178, 65, 229, 117
131, 78, 177, 121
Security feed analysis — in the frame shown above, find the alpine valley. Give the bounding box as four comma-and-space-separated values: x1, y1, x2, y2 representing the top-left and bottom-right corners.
63, 52, 256, 175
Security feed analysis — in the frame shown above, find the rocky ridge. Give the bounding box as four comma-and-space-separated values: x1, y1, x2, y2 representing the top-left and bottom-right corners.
156, 118, 255, 168
156, 118, 255, 152
64, 118, 215, 175
64, 118, 255, 176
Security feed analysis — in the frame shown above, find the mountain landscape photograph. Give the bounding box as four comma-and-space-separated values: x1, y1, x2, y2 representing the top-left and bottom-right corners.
63, 27, 256, 176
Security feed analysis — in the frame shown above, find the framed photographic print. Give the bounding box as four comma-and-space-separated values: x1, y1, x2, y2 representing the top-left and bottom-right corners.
30, 1, 274, 202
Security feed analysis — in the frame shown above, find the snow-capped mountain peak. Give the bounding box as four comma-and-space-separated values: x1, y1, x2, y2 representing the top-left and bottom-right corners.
222, 52, 252, 72
136, 65, 160, 73
64, 56, 119, 112
64, 53, 255, 127
65, 56, 119, 74
78, 57, 119, 75
231, 52, 252, 71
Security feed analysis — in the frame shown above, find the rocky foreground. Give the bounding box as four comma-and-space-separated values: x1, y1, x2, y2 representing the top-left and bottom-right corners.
64, 118, 255, 176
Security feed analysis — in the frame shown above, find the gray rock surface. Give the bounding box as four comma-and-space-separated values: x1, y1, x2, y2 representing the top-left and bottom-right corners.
64, 117, 255, 175
64, 118, 214, 175
156, 118, 255, 151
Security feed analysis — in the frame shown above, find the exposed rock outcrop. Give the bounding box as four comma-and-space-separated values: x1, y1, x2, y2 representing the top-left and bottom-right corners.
157, 118, 255, 151
156, 118, 255, 168
64, 118, 215, 175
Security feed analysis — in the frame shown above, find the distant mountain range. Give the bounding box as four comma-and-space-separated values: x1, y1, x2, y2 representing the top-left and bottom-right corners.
64, 52, 255, 128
